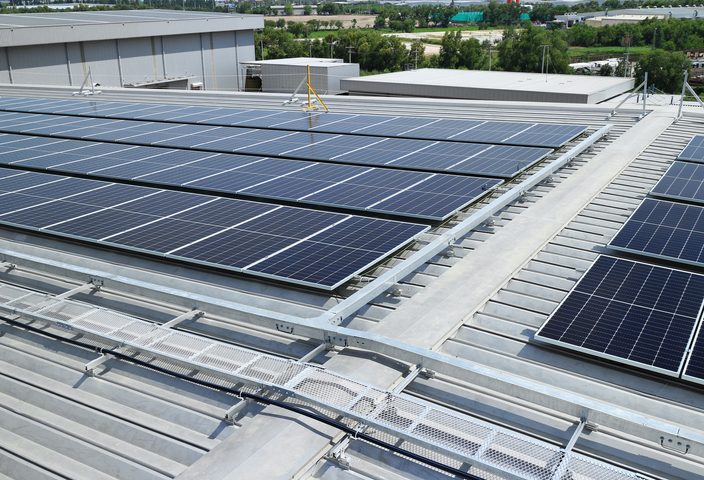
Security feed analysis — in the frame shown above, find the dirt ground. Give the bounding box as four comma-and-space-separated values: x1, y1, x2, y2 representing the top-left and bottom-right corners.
385, 30, 505, 44
268, 14, 377, 28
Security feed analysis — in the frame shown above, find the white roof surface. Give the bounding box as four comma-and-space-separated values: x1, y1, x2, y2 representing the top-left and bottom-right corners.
341, 68, 635, 103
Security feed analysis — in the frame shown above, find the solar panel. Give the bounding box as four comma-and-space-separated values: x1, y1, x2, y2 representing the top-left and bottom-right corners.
609, 198, 704, 268
0, 134, 501, 221
677, 135, 704, 163
535, 255, 704, 376
651, 161, 704, 205
0, 96, 588, 148
0, 167, 427, 289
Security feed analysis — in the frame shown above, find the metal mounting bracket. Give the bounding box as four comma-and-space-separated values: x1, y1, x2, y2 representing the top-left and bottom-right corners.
660, 435, 691, 455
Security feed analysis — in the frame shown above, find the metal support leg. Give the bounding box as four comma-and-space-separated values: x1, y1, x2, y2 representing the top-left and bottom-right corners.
162, 309, 204, 329
55, 282, 98, 300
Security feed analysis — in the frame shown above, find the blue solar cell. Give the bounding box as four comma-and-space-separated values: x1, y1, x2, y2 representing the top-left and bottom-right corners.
0, 200, 100, 228
0, 171, 58, 191
248, 217, 426, 288
372, 190, 473, 218
333, 137, 432, 166
353, 117, 435, 136
610, 198, 704, 268
186, 171, 276, 191
241, 177, 333, 199
347, 169, 428, 189
137, 166, 218, 185
310, 115, 396, 133
50, 209, 156, 240
235, 111, 319, 128
172, 228, 298, 268
507, 124, 588, 148
305, 183, 397, 208
20, 177, 104, 198
292, 137, 380, 160
536, 255, 704, 375
240, 207, 340, 239
89, 161, 171, 179
170, 199, 275, 228
0, 193, 54, 214
270, 113, 352, 131
248, 241, 386, 288
187, 153, 258, 170
106, 217, 226, 253
117, 190, 211, 217
68, 183, 155, 207
313, 216, 424, 252
286, 162, 366, 182
236, 158, 311, 176
450, 122, 529, 143
398, 119, 485, 140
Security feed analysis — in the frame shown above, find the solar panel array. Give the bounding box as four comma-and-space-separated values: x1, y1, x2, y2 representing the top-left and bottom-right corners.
0, 95, 590, 291
0, 168, 427, 289
536, 255, 704, 376
0, 111, 553, 178
538, 135, 704, 386
0, 134, 501, 221
0, 96, 589, 148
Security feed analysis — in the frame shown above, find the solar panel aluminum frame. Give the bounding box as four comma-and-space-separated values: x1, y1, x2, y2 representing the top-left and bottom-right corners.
534, 255, 704, 378
649, 161, 704, 206
682, 320, 704, 386
607, 197, 704, 269
0, 209, 429, 291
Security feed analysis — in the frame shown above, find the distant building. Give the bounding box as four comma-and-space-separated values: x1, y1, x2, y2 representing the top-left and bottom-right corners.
270, 4, 317, 15
242, 57, 359, 95
0, 10, 263, 91
585, 14, 666, 27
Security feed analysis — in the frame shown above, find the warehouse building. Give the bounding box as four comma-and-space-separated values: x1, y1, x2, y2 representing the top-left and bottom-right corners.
0, 82, 701, 480
0, 10, 262, 91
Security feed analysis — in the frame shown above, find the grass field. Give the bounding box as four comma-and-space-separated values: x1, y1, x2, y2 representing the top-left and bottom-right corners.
568, 46, 653, 59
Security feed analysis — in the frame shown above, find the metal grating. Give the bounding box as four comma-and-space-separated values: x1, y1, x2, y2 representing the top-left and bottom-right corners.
0, 283, 648, 480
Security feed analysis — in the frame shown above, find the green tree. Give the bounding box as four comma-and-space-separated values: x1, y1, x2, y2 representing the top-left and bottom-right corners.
458, 37, 484, 69
635, 50, 690, 93
497, 24, 570, 74
303, 4, 312, 15
439, 31, 462, 68
284, 2, 293, 16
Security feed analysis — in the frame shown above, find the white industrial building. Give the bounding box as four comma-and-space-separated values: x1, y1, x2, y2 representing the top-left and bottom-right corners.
341, 68, 635, 104
242, 57, 360, 94
0, 10, 263, 90
0, 80, 702, 480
